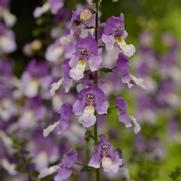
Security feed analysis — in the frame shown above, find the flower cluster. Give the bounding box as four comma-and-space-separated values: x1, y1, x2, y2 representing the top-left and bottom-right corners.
1, 0, 180, 181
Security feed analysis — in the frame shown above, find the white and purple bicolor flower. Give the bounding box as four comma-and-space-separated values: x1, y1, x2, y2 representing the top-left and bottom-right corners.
50, 59, 73, 95
0, 0, 16, 27
39, 149, 77, 181
43, 103, 73, 137
73, 86, 109, 128
115, 97, 141, 134
70, 8, 95, 36
34, 0, 64, 18
88, 134, 123, 175
116, 53, 146, 89
21, 60, 50, 98
69, 35, 102, 81
102, 14, 135, 57
0, 23, 16, 54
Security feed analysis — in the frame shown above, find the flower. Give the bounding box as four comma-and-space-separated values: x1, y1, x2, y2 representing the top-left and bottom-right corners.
73, 86, 108, 128
50, 59, 73, 95
88, 135, 122, 175
0, 0, 16, 27
39, 149, 77, 181
20, 60, 50, 97
48, 0, 64, 15
70, 8, 95, 35
33, 0, 64, 18
115, 97, 141, 134
116, 53, 146, 89
69, 35, 102, 80
0, 23, 16, 54
43, 103, 73, 137
102, 14, 135, 57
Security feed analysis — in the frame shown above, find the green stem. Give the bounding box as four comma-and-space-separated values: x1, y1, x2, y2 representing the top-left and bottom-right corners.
94, 122, 100, 181
94, 122, 98, 142
93, 1, 100, 181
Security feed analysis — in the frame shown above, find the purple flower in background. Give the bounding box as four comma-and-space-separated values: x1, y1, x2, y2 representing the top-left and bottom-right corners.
18, 97, 47, 129
0, 131, 17, 175
0, 0, 16, 26
45, 39, 63, 62
50, 59, 73, 95
69, 35, 102, 80
48, 0, 64, 14
54, 149, 77, 181
43, 103, 73, 137
21, 60, 50, 97
135, 135, 165, 160
0, 60, 12, 80
102, 14, 135, 57
0, 23, 16, 53
157, 78, 179, 107
88, 135, 122, 175
63, 59, 73, 92
0, 0, 9, 9
29, 130, 59, 171
34, 0, 64, 17
46, 34, 75, 62
115, 97, 141, 134
39, 149, 77, 181
73, 86, 108, 128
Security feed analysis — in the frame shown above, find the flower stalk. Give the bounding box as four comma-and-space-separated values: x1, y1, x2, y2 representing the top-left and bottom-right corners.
94, 1, 100, 181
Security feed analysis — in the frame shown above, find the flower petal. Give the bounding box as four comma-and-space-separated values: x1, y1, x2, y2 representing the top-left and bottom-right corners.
116, 37, 135, 57
88, 154, 101, 168
79, 106, 96, 128
130, 116, 141, 134
43, 121, 60, 137
69, 60, 86, 80
50, 78, 64, 96
102, 157, 121, 174
88, 55, 102, 72
39, 165, 59, 178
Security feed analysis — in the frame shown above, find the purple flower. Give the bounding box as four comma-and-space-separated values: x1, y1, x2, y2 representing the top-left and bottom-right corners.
69, 35, 102, 80
18, 97, 47, 129
45, 39, 63, 62
29, 130, 59, 171
43, 103, 73, 137
115, 97, 141, 134
34, 0, 64, 18
46, 34, 75, 62
0, 60, 12, 80
0, 0, 9, 9
39, 149, 77, 181
104, 14, 125, 37
62, 59, 73, 92
50, 59, 73, 95
54, 149, 77, 181
21, 60, 50, 97
48, 0, 64, 14
134, 135, 165, 160
73, 86, 108, 128
70, 8, 95, 35
88, 135, 122, 174
0, 23, 16, 54
102, 14, 135, 57
117, 53, 129, 81
0, 1, 16, 27
116, 53, 146, 89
